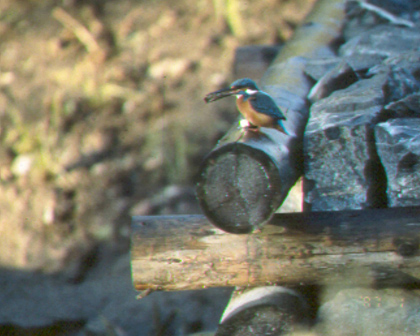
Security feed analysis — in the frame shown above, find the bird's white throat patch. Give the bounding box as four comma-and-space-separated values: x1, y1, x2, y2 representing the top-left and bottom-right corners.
245, 89, 258, 95
235, 88, 258, 99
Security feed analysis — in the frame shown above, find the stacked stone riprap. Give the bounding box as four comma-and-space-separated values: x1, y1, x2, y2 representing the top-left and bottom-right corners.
212, 2, 420, 336
375, 119, 420, 206
304, 1, 420, 336
304, 0, 420, 211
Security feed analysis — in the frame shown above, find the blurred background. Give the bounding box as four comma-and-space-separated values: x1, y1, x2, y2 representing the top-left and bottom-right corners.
0, 0, 313, 276
0, 0, 314, 334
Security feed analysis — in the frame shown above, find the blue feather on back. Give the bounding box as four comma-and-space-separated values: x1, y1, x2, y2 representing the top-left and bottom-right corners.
249, 92, 286, 121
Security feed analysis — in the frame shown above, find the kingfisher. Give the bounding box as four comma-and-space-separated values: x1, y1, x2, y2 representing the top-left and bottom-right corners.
204, 78, 288, 134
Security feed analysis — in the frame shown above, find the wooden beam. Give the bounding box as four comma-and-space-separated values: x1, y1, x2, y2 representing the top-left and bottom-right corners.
131, 206, 420, 291
196, 0, 347, 233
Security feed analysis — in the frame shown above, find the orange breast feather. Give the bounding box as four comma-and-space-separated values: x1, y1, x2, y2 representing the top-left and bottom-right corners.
236, 96, 275, 127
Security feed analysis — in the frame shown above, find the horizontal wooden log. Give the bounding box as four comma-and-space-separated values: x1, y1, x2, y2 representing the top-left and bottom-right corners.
131, 206, 420, 291
196, 0, 347, 234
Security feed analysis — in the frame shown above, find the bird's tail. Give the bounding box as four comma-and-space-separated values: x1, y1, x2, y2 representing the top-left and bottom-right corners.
277, 120, 289, 135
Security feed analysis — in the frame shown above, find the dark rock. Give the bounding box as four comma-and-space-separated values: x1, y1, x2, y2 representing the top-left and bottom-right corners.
385, 92, 420, 118
317, 288, 420, 336
304, 72, 390, 211
343, 1, 416, 41
344, 53, 386, 72
304, 57, 341, 81
305, 71, 387, 133
368, 52, 420, 103
304, 123, 386, 211
304, 49, 420, 211
375, 118, 420, 206
368, 0, 420, 15
303, 53, 381, 79
308, 60, 359, 102
339, 25, 420, 60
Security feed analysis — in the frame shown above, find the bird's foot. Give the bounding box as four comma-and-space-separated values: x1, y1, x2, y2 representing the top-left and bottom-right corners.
245, 126, 260, 132
239, 119, 259, 132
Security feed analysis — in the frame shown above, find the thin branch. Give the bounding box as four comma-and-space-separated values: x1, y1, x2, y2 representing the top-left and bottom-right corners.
52, 7, 103, 55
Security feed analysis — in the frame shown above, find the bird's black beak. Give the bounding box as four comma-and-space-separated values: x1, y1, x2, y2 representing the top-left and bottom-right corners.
204, 87, 241, 103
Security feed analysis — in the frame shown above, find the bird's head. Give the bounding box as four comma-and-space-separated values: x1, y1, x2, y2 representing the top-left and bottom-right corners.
204, 78, 259, 103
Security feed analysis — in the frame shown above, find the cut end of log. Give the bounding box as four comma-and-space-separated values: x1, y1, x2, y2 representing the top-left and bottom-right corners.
196, 141, 283, 234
